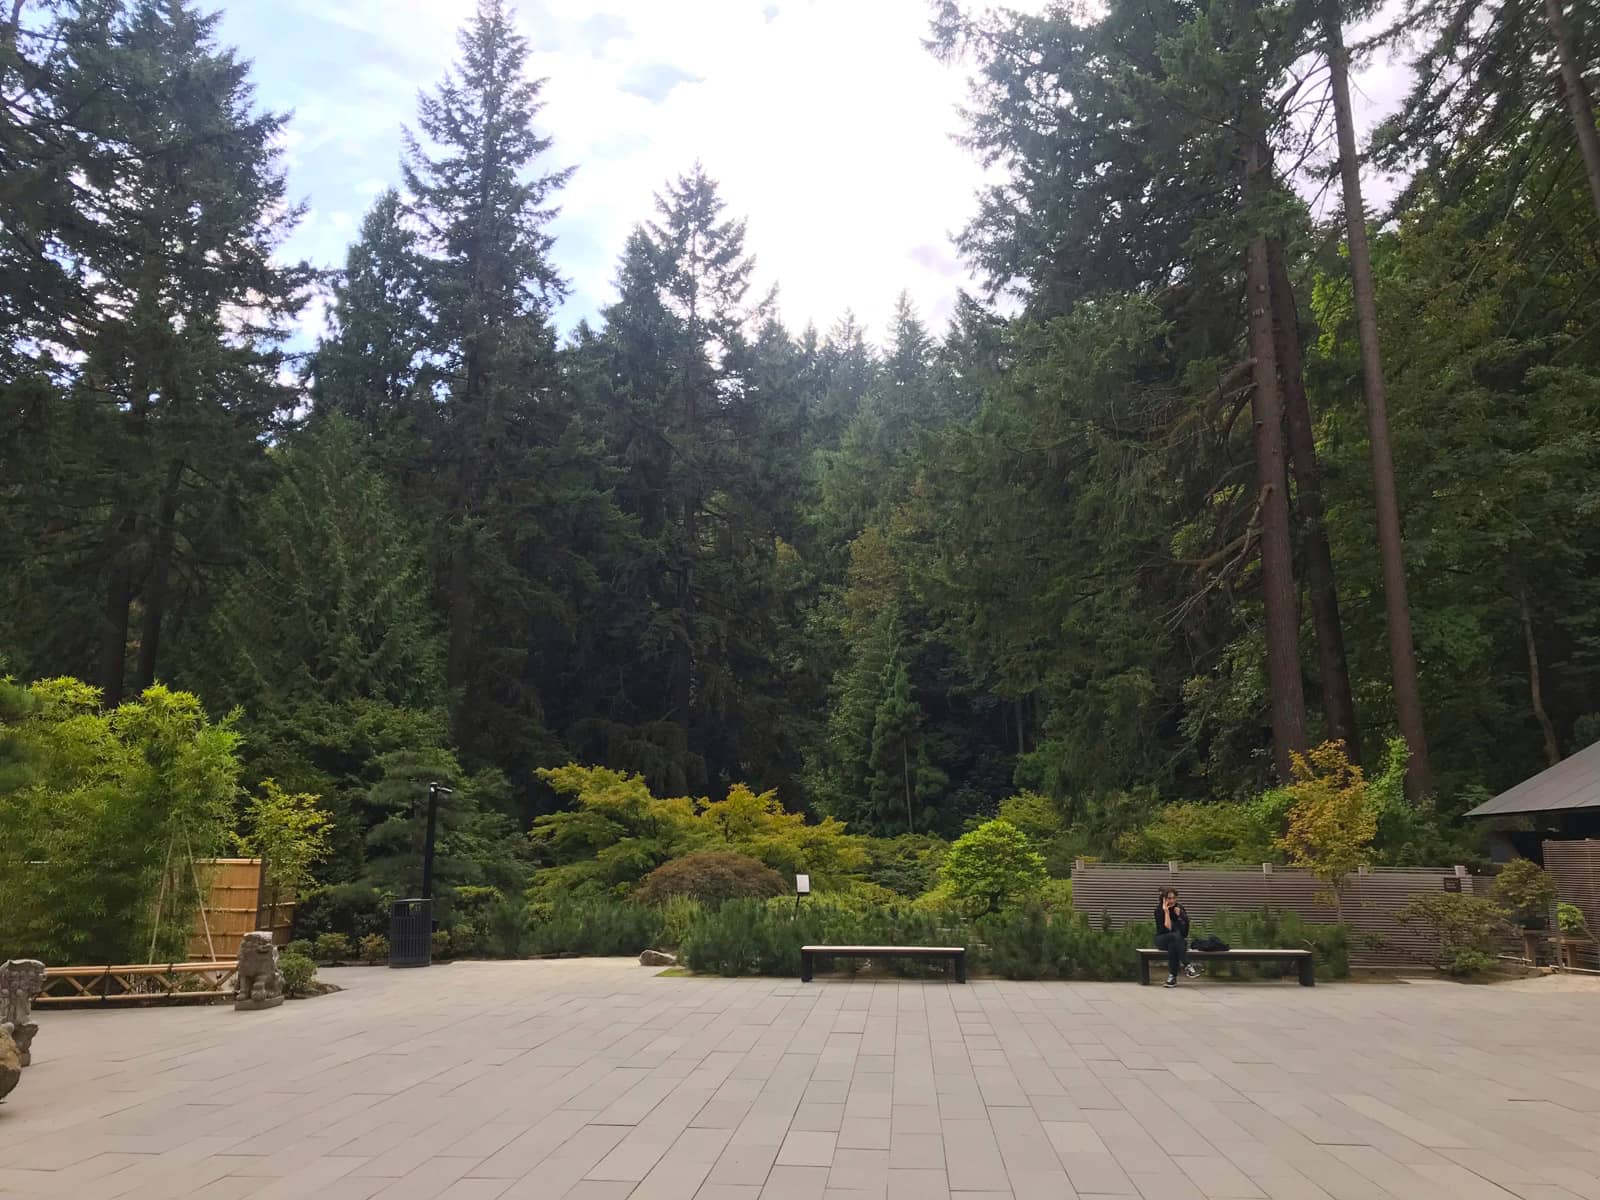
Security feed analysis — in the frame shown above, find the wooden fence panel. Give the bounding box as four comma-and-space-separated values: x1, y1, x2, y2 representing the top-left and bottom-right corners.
1542, 840, 1600, 969
188, 858, 294, 961
1069, 861, 1483, 966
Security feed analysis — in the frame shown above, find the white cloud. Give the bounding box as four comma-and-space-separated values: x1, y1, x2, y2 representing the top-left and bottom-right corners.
229, 0, 1416, 348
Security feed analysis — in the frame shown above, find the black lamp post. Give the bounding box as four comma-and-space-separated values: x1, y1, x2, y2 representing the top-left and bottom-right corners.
421, 781, 452, 901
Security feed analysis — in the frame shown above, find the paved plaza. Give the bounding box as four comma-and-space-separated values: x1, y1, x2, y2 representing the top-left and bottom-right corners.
1, 961, 1598, 1199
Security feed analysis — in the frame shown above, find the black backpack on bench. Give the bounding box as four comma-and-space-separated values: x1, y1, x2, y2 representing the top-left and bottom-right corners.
1191, 934, 1230, 952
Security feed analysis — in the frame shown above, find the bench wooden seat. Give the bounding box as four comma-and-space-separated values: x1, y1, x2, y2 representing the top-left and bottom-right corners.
801, 945, 966, 983
1137, 946, 1315, 987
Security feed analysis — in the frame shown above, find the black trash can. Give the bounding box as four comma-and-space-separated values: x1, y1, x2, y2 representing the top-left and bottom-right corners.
389, 898, 432, 968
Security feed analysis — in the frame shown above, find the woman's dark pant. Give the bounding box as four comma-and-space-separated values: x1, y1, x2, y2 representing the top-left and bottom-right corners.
1154, 931, 1187, 976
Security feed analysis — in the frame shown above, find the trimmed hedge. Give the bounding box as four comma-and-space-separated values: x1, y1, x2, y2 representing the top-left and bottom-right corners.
679, 899, 1350, 982
530, 899, 664, 957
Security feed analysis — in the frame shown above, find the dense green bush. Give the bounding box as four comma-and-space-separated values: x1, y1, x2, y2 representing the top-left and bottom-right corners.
359, 933, 388, 964
863, 834, 947, 897
679, 899, 951, 977
1491, 859, 1559, 926
1396, 893, 1511, 976
314, 932, 354, 964
1558, 901, 1588, 935
529, 899, 664, 957
977, 905, 1150, 981
292, 883, 389, 941
658, 896, 704, 949
0, 679, 244, 964
1199, 908, 1350, 979
941, 820, 1047, 914
279, 951, 317, 997
679, 899, 807, 976
482, 896, 530, 958
635, 850, 788, 907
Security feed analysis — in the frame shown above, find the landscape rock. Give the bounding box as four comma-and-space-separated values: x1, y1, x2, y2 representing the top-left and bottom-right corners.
0, 1028, 20, 1102
639, 949, 677, 967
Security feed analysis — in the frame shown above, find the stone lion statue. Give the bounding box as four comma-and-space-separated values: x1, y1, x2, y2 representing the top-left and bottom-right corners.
0, 959, 44, 1067
235, 932, 285, 1010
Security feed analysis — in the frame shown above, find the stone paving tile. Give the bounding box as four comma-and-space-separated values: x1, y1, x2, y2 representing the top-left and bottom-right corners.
4, 963, 1600, 1200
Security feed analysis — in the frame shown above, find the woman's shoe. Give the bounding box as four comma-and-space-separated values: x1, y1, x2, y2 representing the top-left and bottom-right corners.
1184, 964, 1201, 978
1164, 974, 1177, 987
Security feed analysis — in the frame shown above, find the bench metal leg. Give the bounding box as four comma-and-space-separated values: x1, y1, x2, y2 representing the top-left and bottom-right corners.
954, 953, 966, 983
801, 951, 813, 983
1298, 956, 1315, 987
1139, 955, 1150, 986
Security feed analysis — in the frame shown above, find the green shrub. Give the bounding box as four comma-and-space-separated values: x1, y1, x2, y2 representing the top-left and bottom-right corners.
450, 922, 481, 957
680, 898, 803, 976
1041, 877, 1073, 915
1199, 908, 1351, 980
293, 883, 389, 941
529, 899, 663, 957
1558, 901, 1588, 935
1116, 800, 1281, 865
680, 898, 968, 979
314, 932, 353, 964
635, 850, 787, 908
359, 933, 388, 964
431, 929, 452, 959
1491, 859, 1559, 925
1396, 893, 1512, 976
483, 897, 529, 958
941, 820, 1047, 915
445, 885, 504, 933
975, 904, 1149, 981
283, 938, 314, 962
279, 951, 316, 997
864, 834, 947, 897
658, 896, 704, 950
834, 882, 903, 910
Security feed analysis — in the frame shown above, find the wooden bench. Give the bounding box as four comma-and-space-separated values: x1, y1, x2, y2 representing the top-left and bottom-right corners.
1138, 947, 1315, 987
801, 945, 966, 983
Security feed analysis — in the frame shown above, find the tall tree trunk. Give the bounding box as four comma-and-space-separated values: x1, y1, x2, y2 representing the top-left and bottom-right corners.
133, 459, 184, 692
1326, 7, 1431, 799
1244, 139, 1309, 780
902, 745, 915, 833
673, 308, 701, 735
1520, 587, 1562, 768
1543, 0, 1600, 225
1268, 238, 1360, 759
446, 533, 474, 691
99, 514, 136, 708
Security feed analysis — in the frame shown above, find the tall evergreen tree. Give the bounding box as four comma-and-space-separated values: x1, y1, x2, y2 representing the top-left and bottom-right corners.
395, 0, 629, 805
311, 188, 429, 460
1324, 1, 1431, 797
1, 0, 310, 703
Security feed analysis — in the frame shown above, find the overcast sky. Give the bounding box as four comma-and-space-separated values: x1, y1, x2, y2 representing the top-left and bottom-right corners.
213, 0, 1414, 349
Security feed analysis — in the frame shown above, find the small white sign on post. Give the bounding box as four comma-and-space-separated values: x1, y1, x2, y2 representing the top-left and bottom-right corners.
795, 874, 811, 895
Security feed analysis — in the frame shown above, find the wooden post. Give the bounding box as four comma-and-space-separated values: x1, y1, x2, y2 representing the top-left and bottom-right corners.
254, 854, 270, 932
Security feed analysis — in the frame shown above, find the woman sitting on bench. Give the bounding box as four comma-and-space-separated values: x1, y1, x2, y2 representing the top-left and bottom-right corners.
1154, 889, 1197, 988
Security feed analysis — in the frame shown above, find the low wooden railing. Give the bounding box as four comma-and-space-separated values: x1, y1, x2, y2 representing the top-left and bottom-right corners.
36, 961, 238, 1007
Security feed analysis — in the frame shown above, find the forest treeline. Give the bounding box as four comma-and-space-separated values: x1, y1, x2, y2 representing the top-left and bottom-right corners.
3, 0, 1600, 881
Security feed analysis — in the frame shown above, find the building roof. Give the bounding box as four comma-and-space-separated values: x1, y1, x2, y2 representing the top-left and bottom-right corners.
1465, 739, 1600, 818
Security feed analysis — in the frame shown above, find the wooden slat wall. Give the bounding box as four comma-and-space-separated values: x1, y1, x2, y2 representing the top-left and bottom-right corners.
1543, 839, 1600, 970
1070, 862, 1484, 967
187, 859, 294, 961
